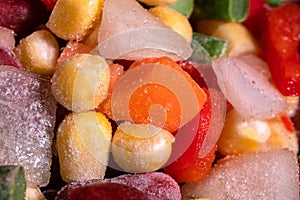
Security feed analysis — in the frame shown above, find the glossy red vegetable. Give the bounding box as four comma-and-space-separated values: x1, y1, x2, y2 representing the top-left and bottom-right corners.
261, 2, 300, 96
40, 0, 57, 10
69, 183, 159, 200
242, 0, 269, 38
163, 88, 216, 183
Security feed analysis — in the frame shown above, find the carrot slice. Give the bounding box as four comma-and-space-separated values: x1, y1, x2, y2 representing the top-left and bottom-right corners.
129, 83, 181, 133
56, 41, 92, 70
96, 63, 124, 119
112, 56, 207, 133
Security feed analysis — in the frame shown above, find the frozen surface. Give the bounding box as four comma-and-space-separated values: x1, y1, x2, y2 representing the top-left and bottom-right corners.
97, 0, 192, 60
56, 172, 181, 200
181, 148, 299, 200
212, 56, 287, 120
0, 66, 57, 186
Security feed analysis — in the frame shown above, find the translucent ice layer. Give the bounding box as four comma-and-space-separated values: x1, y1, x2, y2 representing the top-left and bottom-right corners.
0, 65, 57, 187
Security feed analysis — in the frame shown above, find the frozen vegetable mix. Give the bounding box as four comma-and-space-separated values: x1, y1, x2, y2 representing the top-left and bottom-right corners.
0, 0, 299, 199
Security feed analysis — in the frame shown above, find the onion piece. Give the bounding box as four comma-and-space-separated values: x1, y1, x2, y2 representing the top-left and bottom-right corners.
96, 0, 192, 60
181, 149, 299, 200
213, 56, 287, 120
238, 54, 271, 80
199, 88, 226, 158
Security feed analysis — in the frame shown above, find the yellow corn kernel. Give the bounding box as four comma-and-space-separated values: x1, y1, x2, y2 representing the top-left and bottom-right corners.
195, 20, 260, 56
267, 117, 298, 154
217, 109, 261, 155
112, 122, 175, 173
238, 120, 271, 143
56, 111, 112, 183
138, 0, 177, 6
218, 109, 299, 156
285, 96, 299, 117
26, 187, 46, 200
46, 0, 103, 41
149, 6, 192, 43
51, 54, 110, 112
82, 21, 101, 50
14, 30, 59, 76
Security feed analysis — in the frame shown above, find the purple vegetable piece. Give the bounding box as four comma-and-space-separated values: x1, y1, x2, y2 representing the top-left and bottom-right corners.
55, 172, 181, 200
0, 66, 57, 186
68, 183, 159, 200
108, 172, 181, 200
0, 46, 24, 69
0, 0, 49, 38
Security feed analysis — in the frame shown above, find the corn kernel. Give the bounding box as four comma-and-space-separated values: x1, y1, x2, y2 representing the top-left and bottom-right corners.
149, 6, 192, 43
218, 109, 299, 155
267, 117, 298, 154
46, 0, 103, 41
285, 96, 299, 117
217, 109, 260, 155
56, 111, 112, 183
14, 30, 59, 76
26, 187, 46, 200
238, 120, 271, 143
195, 20, 260, 56
112, 122, 175, 173
51, 54, 110, 112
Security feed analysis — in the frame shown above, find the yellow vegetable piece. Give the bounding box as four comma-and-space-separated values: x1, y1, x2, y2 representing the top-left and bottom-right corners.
46, 0, 103, 41
195, 20, 260, 56
217, 109, 260, 155
112, 122, 175, 173
51, 54, 110, 112
56, 111, 112, 183
285, 96, 299, 117
218, 109, 299, 155
267, 117, 298, 154
149, 6, 192, 43
14, 29, 59, 76
82, 21, 101, 50
26, 187, 46, 200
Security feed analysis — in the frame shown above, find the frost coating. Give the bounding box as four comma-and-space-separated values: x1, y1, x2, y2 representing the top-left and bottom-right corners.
0, 65, 56, 187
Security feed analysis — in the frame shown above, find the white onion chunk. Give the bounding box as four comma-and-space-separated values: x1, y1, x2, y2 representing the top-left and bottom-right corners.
212, 56, 287, 120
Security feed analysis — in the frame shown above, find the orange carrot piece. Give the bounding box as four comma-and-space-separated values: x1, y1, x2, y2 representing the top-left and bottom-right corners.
127, 56, 207, 133
96, 63, 124, 119
56, 41, 92, 70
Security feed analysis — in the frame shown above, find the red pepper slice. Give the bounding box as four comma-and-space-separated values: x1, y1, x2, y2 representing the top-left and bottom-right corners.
280, 114, 295, 133
242, 0, 269, 38
261, 2, 300, 96
163, 88, 216, 183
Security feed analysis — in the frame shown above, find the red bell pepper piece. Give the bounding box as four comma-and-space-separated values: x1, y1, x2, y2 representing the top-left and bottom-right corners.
261, 2, 300, 96
163, 88, 216, 183
243, 0, 270, 38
